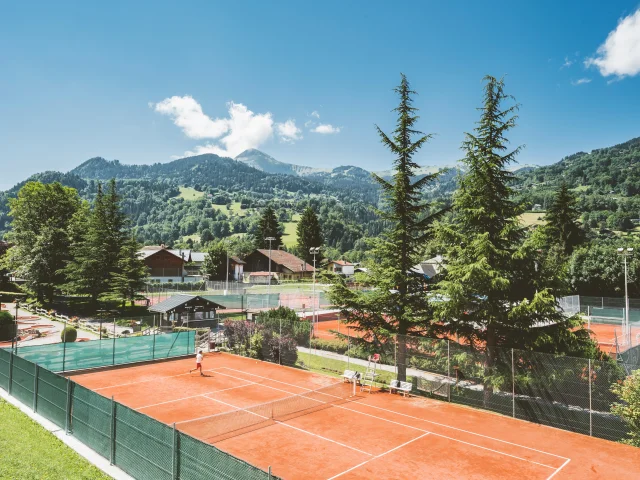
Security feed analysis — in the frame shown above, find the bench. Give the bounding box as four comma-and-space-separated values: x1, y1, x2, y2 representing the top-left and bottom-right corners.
389, 379, 412, 397
342, 370, 360, 384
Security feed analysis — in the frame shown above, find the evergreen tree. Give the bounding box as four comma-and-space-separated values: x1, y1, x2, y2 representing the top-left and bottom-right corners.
256, 206, 283, 249
63, 184, 110, 305
544, 183, 584, 255
434, 76, 592, 402
329, 74, 445, 381
296, 207, 324, 264
103, 179, 128, 270
110, 236, 149, 307
203, 241, 229, 281
5, 182, 81, 303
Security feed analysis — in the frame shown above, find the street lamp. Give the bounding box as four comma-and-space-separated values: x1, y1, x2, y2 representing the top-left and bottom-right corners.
309, 247, 321, 337
265, 237, 276, 297
617, 247, 633, 346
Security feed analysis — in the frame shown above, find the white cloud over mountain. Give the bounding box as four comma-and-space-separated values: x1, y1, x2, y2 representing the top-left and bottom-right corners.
151, 96, 300, 158
585, 8, 640, 78
311, 124, 341, 134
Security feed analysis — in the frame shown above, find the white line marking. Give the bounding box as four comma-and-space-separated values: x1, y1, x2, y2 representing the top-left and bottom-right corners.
546, 458, 571, 480
92, 366, 224, 391
217, 363, 569, 464
135, 384, 251, 410
327, 433, 431, 480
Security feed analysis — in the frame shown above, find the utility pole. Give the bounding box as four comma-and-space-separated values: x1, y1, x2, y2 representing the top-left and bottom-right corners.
617, 247, 634, 346
225, 239, 230, 295
309, 247, 321, 337
265, 237, 276, 298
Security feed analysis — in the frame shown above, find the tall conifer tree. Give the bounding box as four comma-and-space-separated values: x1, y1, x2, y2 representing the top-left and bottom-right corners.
330, 74, 445, 380
110, 236, 149, 307
257, 206, 283, 249
434, 77, 592, 402
544, 182, 584, 255
296, 207, 324, 264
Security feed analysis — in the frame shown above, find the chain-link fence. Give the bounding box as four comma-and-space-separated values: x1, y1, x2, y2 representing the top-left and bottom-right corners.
13, 330, 195, 373
0, 346, 277, 480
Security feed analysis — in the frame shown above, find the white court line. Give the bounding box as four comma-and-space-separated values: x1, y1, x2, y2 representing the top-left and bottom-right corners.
92, 367, 221, 391
136, 384, 251, 410
190, 394, 373, 456
327, 433, 431, 480
546, 458, 571, 480
218, 365, 570, 464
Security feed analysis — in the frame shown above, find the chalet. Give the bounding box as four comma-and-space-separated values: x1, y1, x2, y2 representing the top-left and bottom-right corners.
138, 245, 206, 283
243, 249, 314, 281
326, 260, 355, 276
230, 256, 245, 281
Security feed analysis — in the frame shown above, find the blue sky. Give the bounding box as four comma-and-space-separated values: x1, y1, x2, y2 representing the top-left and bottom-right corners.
1, 1, 640, 190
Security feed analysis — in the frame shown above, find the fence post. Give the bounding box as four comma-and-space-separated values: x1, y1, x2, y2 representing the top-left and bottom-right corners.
394, 335, 398, 377
110, 396, 116, 465
172, 423, 178, 480
279, 317, 282, 365
65, 379, 72, 434
62, 325, 67, 373
268, 466, 272, 479
447, 340, 451, 402
589, 359, 593, 437
8, 350, 13, 395
112, 319, 116, 366
33, 363, 39, 412
152, 315, 157, 360
511, 348, 515, 418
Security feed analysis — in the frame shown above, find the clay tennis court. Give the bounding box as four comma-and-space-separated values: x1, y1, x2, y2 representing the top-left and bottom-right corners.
584, 321, 640, 355
68, 353, 640, 479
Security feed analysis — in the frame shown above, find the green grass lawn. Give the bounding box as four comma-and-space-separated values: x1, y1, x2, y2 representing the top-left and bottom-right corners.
282, 214, 301, 248
212, 202, 245, 218
519, 212, 546, 226
0, 399, 111, 480
175, 186, 205, 201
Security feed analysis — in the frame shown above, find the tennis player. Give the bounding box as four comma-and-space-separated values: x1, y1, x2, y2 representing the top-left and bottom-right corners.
190, 350, 204, 376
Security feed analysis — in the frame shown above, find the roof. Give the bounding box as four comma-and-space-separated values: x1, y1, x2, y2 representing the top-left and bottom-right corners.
230, 256, 246, 265
148, 294, 226, 313
138, 246, 185, 261
411, 255, 444, 279
189, 252, 207, 263
255, 249, 315, 273
329, 260, 353, 266
249, 272, 276, 277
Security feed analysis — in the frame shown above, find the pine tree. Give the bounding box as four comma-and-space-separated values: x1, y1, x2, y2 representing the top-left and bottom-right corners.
203, 241, 229, 281
110, 236, 149, 307
257, 206, 283, 249
296, 207, 324, 264
434, 76, 592, 402
544, 182, 584, 255
329, 74, 445, 381
103, 179, 127, 269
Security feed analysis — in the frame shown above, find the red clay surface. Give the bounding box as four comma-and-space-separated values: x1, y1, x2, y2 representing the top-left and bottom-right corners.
69, 352, 640, 479
585, 321, 640, 354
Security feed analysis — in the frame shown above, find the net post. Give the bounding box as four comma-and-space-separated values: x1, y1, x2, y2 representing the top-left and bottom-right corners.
8, 350, 13, 395
511, 348, 515, 418
33, 363, 39, 412
65, 378, 72, 435
110, 396, 116, 465
589, 359, 593, 437
172, 422, 178, 480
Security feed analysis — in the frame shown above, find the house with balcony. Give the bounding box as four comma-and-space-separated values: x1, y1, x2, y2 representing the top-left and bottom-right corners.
138, 245, 206, 283
243, 249, 314, 282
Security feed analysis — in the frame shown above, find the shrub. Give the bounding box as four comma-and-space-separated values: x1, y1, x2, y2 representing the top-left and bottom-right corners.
60, 326, 77, 343
611, 370, 640, 447
0, 310, 16, 341
121, 330, 131, 335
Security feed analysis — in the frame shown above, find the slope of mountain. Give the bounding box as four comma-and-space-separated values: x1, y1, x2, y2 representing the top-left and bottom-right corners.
235, 149, 329, 176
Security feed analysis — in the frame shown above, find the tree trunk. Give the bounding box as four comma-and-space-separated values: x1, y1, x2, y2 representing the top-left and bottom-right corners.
397, 320, 408, 382
483, 327, 496, 407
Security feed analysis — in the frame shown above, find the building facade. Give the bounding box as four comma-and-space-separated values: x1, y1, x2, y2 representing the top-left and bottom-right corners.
243, 249, 314, 282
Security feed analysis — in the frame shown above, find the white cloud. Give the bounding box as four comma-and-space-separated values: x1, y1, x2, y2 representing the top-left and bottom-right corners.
310, 110, 320, 118
152, 96, 229, 139
152, 97, 281, 157
585, 8, 640, 78
276, 119, 302, 143
311, 124, 341, 134
561, 56, 574, 69
571, 78, 592, 86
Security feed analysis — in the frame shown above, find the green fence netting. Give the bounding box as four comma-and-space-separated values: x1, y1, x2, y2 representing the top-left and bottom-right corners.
114, 403, 174, 480
0, 348, 10, 391
70, 383, 112, 457
178, 432, 273, 480
11, 354, 35, 406
15, 331, 195, 373
36, 367, 68, 429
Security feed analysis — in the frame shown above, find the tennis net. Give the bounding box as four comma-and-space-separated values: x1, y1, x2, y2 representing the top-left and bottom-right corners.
176, 380, 357, 443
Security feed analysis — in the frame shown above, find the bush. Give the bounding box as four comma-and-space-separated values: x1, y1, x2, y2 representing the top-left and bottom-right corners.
121, 330, 131, 335
0, 310, 16, 341
611, 370, 640, 447
60, 326, 77, 343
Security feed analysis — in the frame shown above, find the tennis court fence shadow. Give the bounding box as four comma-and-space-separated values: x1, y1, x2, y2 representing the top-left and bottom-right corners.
0, 335, 278, 480
219, 316, 638, 446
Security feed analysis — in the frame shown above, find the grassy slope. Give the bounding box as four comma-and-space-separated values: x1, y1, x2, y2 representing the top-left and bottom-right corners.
282, 213, 302, 248
176, 186, 205, 201
0, 399, 111, 480
519, 212, 546, 226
